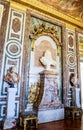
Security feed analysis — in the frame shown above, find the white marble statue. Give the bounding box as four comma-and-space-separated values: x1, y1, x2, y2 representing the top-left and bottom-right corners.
40, 50, 56, 70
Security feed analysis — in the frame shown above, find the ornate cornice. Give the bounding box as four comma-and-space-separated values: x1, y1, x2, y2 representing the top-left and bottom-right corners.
6, 0, 83, 29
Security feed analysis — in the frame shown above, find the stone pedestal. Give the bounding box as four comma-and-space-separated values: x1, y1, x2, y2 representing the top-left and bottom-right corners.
7, 88, 17, 118
39, 70, 59, 108
3, 88, 17, 129
75, 88, 81, 108
38, 70, 64, 123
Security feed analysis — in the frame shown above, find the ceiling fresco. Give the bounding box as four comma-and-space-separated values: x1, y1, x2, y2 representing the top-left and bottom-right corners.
38, 0, 83, 21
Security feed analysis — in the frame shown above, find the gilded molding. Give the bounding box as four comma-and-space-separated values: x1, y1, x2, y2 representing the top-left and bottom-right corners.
66, 23, 76, 30
30, 24, 60, 45
6, 0, 83, 29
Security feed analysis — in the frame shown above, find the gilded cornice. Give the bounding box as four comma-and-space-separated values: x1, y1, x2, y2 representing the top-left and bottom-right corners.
66, 23, 76, 31
6, 0, 83, 29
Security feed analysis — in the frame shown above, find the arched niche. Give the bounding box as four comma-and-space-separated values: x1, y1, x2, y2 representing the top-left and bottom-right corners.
28, 33, 62, 110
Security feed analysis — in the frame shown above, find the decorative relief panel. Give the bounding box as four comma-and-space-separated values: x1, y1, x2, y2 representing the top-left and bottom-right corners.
0, 102, 6, 120
0, 101, 19, 120
0, 9, 25, 98
8, 10, 24, 42
6, 41, 21, 59
67, 53, 76, 68
0, 4, 4, 27
0, 8, 25, 120
66, 29, 77, 70
66, 29, 77, 106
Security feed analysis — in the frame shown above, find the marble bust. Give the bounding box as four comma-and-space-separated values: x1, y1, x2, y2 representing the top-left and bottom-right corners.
4, 66, 20, 88
40, 50, 56, 70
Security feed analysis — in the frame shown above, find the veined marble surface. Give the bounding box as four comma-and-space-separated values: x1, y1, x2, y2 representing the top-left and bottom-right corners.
38, 108, 64, 123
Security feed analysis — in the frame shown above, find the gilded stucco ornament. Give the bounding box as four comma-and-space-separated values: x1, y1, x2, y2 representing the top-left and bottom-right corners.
31, 24, 59, 41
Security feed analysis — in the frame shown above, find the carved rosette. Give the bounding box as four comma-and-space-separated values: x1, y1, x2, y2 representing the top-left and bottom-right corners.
6, 41, 21, 58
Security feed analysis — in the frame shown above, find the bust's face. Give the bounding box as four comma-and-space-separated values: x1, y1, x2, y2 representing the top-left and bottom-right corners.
11, 67, 17, 73
71, 76, 75, 85
45, 50, 51, 58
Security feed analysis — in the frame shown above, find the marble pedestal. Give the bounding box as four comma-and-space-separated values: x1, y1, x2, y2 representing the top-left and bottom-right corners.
38, 70, 64, 123
4, 88, 17, 129
38, 108, 64, 123
6, 88, 17, 118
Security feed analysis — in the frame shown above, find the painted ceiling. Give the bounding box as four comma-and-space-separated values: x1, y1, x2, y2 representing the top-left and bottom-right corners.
37, 0, 83, 21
